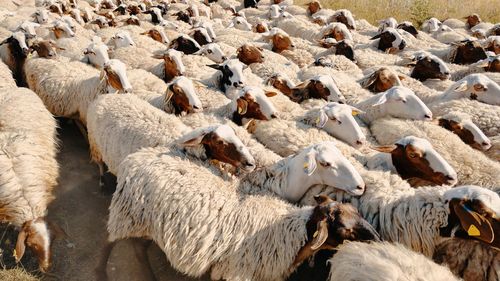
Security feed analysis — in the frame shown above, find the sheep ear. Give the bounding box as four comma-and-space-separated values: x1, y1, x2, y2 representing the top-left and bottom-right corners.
303, 149, 317, 176
315, 109, 328, 128
14, 228, 27, 263
398, 75, 405, 81
370, 33, 381, 40
227, 22, 234, 28
314, 194, 332, 205
165, 85, 175, 103
453, 81, 468, 92
207, 64, 223, 71
310, 219, 328, 250
360, 71, 378, 88
371, 93, 388, 106
349, 106, 364, 116
99, 69, 106, 80
371, 144, 397, 153
473, 59, 490, 69
236, 98, 248, 115
451, 199, 494, 244
179, 131, 208, 146
264, 91, 278, 97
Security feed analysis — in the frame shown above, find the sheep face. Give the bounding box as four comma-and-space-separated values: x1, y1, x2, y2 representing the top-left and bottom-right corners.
441, 186, 500, 248
397, 22, 418, 37
438, 118, 491, 151
484, 37, 500, 55
331, 10, 355, 30
422, 18, 441, 33
169, 35, 201, 55
291, 75, 346, 103
244, 0, 259, 9
179, 125, 255, 171
61, 15, 77, 32
33, 9, 49, 24
113, 4, 128, 15
371, 28, 406, 53
191, 28, 212, 46
0, 32, 29, 57
125, 16, 140, 26
228, 16, 252, 31
52, 20, 75, 38
267, 73, 294, 97
371, 86, 433, 120
271, 32, 294, 53
254, 22, 269, 33
49, 4, 63, 15
453, 74, 500, 105
101, 59, 132, 93
196, 43, 227, 64
452, 40, 487, 65
286, 142, 365, 202
361, 67, 404, 93
142, 29, 169, 44
231, 86, 277, 125
307, 1, 321, 15
293, 196, 380, 268
127, 5, 142, 15
165, 76, 202, 115
18, 21, 40, 39
208, 59, 246, 92
373, 136, 457, 187
322, 23, 351, 42
111, 31, 135, 48
465, 14, 481, 29
84, 42, 110, 68
30, 40, 63, 59
269, 5, 282, 19
334, 40, 355, 62
15, 218, 58, 273
175, 10, 191, 24
152, 49, 185, 83
377, 17, 397, 33
237, 44, 263, 65
314, 103, 366, 148
408, 53, 450, 81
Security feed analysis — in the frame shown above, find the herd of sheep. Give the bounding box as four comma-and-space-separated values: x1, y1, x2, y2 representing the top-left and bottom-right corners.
0, 0, 499, 280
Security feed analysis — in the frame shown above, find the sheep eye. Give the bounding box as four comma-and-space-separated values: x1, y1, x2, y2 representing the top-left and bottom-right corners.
401, 99, 407, 103
319, 161, 330, 167
207, 49, 212, 54
408, 153, 417, 158
236, 21, 241, 24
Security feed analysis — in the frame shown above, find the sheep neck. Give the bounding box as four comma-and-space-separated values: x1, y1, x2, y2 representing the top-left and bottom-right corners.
237, 157, 290, 197
355, 95, 388, 124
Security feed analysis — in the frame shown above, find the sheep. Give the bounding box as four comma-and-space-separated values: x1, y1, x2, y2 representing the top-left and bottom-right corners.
275, 18, 352, 43
433, 238, 499, 281
98, 146, 380, 281
432, 25, 472, 44
83, 37, 110, 68
359, 67, 404, 92
366, 135, 458, 187
437, 112, 492, 152
370, 27, 407, 53
0, 87, 59, 273
354, 86, 433, 124
328, 242, 460, 281
421, 17, 442, 33
86, 93, 261, 183
24, 58, 132, 125
0, 31, 29, 85
370, 118, 500, 191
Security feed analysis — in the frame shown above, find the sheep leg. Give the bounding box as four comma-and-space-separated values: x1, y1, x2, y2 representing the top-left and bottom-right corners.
74, 120, 89, 143
95, 241, 116, 281
98, 162, 117, 195
131, 238, 157, 281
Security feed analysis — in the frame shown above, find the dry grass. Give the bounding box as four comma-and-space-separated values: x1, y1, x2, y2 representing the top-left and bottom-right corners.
296, 0, 500, 26
0, 268, 39, 281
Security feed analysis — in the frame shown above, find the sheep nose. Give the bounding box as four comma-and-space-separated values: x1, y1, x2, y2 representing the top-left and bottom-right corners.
193, 105, 200, 109
356, 140, 364, 146
22, 48, 30, 55
424, 114, 432, 120
270, 114, 277, 119
222, 56, 227, 61
338, 101, 345, 104
244, 160, 255, 167
124, 88, 132, 93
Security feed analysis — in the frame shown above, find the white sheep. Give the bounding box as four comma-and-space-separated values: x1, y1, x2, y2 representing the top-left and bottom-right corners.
328, 242, 460, 281
0, 60, 16, 89
100, 145, 379, 281
0, 87, 59, 273
24, 57, 132, 125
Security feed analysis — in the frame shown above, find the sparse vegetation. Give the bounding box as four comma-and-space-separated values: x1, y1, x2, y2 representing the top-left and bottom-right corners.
297, 0, 500, 27
0, 268, 39, 281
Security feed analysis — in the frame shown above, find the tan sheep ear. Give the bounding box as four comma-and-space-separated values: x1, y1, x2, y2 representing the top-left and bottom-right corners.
360, 71, 378, 88
451, 199, 494, 244
371, 144, 397, 153
315, 109, 328, 128
99, 69, 106, 81
398, 75, 405, 81
180, 133, 207, 146
303, 149, 317, 176
264, 91, 278, 97
14, 229, 27, 263
236, 98, 248, 115
165, 86, 175, 104
310, 219, 328, 250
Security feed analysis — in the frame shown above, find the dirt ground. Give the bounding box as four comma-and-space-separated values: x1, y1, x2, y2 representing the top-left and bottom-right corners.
1, 120, 210, 281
